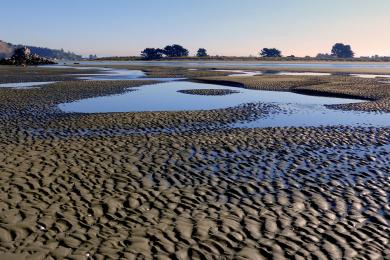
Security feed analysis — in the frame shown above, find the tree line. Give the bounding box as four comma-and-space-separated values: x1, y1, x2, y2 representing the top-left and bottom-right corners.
141, 43, 355, 60
258, 43, 354, 58
141, 45, 209, 60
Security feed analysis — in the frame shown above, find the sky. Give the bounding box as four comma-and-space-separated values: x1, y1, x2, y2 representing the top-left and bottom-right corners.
1, 0, 390, 57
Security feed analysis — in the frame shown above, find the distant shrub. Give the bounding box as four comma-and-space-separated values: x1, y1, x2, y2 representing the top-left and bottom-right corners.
260, 48, 282, 58
196, 48, 208, 57
140, 48, 164, 60
331, 43, 354, 58
163, 44, 189, 57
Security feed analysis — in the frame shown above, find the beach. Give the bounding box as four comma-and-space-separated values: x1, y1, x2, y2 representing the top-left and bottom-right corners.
0, 65, 389, 259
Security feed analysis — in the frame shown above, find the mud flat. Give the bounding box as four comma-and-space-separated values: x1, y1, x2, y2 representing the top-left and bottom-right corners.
0, 68, 389, 259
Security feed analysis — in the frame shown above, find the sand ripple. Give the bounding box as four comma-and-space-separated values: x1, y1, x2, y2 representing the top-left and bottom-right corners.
0, 127, 388, 258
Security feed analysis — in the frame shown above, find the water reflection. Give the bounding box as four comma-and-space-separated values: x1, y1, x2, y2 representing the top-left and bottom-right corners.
0, 82, 56, 89
58, 81, 390, 128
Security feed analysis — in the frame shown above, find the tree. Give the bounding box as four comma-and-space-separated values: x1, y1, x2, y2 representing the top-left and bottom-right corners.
260, 48, 282, 58
163, 44, 189, 57
141, 48, 164, 60
196, 48, 208, 57
331, 43, 354, 58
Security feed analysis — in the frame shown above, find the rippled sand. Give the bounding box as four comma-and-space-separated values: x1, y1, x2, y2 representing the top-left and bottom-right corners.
0, 67, 389, 259
0, 127, 389, 259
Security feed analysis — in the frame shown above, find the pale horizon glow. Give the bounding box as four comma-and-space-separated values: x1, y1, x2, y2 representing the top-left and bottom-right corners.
1, 0, 390, 57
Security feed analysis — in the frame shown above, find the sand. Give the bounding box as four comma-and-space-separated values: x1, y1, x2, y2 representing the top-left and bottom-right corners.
0, 66, 101, 84
0, 127, 389, 259
0, 79, 277, 139
177, 89, 240, 96
0, 66, 389, 259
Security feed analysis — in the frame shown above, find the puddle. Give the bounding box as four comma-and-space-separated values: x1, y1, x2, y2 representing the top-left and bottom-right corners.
215, 70, 263, 77
350, 74, 390, 79
275, 72, 331, 76
76, 68, 146, 80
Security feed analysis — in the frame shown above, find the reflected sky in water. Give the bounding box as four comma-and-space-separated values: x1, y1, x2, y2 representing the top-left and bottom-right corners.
58, 81, 390, 128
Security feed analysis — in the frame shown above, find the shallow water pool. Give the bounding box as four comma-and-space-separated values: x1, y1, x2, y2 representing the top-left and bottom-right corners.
349, 74, 390, 79
41, 65, 185, 81
58, 81, 390, 128
0, 82, 56, 89
76, 68, 146, 80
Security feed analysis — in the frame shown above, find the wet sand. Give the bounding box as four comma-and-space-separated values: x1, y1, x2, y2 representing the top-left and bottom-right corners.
0, 66, 389, 259
0, 66, 101, 84
0, 127, 389, 259
177, 89, 240, 96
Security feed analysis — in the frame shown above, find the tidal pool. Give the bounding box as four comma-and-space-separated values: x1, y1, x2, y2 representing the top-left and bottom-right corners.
76, 68, 146, 80
0, 82, 56, 89
58, 81, 390, 128
41, 65, 184, 81
40, 65, 146, 80
349, 74, 390, 79
215, 70, 263, 77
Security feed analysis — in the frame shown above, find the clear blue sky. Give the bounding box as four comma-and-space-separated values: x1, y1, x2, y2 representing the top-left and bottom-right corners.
1, 0, 389, 57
